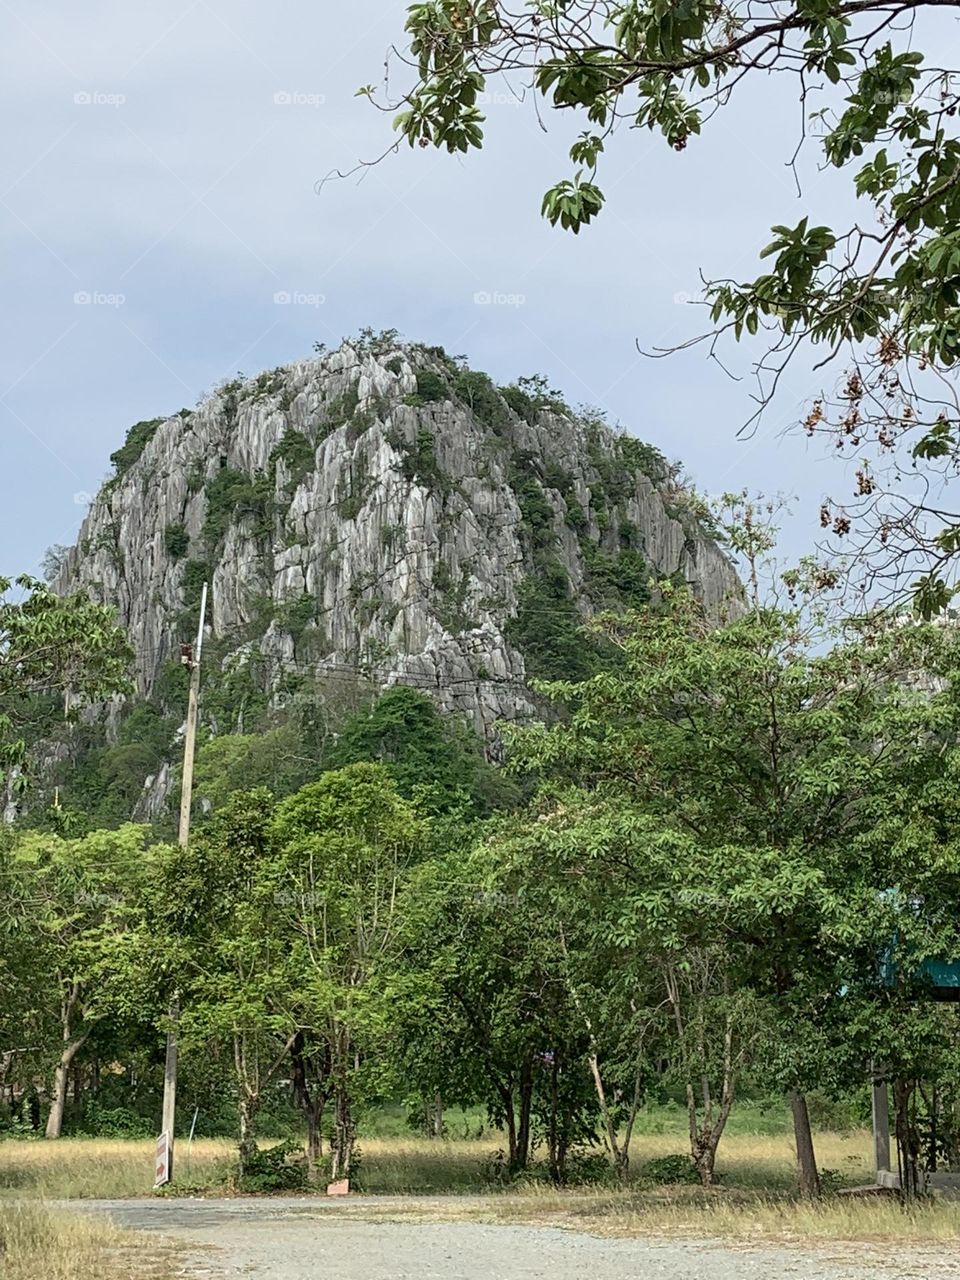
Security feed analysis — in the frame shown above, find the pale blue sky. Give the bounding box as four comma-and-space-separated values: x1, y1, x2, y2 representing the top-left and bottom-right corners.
3, 1, 946, 577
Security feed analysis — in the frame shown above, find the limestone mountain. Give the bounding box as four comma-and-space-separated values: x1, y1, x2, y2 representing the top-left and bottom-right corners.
50, 332, 740, 819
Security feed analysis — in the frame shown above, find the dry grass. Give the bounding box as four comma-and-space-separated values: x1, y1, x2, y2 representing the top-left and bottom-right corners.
0, 1202, 175, 1280
0, 1130, 875, 1199
0, 1136, 236, 1199
478, 1185, 960, 1245
2, 1128, 960, 1244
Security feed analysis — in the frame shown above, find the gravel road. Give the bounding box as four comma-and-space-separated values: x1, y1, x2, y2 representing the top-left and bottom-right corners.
66, 1196, 957, 1280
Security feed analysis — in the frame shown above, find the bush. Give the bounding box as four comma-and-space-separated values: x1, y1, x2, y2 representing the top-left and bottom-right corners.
453, 370, 511, 434
109, 417, 166, 478
270, 430, 316, 492
68, 1105, 154, 1139
641, 1154, 701, 1185
565, 1151, 616, 1186
164, 523, 189, 560
506, 560, 597, 683
237, 1140, 308, 1193
409, 369, 448, 404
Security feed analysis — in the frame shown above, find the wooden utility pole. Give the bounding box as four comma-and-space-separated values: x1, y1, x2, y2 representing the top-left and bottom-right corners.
158, 584, 207, 1187
871, 1060, 892, 1179
177, 582, 207, 848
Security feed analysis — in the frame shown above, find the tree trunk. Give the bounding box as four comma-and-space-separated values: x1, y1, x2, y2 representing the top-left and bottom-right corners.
45, 1061, 70, 1139
498, 1084, 518, 1171
45, 988, 88, 1139
330, 1078, 354, 1180
290, 1033, 328, 1180
429, 1090, 444, 1139
514, 1058, 534, 1172
238, 1094, 259, 1170
790, 1090, 821, 1198
547, 1052, 561, 1184
894, 1077, 922, 1198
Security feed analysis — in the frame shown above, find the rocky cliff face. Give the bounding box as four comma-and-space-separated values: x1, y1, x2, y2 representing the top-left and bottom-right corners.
58, 334, 740, 737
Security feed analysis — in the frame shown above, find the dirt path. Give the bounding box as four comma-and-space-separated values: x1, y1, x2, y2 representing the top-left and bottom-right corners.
66, 1197, 957, 1280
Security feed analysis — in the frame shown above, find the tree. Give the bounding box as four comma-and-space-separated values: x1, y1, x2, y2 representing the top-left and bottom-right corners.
377, 3, 960, 606
269, 763, 426, 1180
0, 576, 131, 788
4, 825, 154, 1138
505, 584, 960, 1188
393, 840, 598, 1178
193, 723, 317, 814
324, 686, 520, 816
156, 790, 293, 1169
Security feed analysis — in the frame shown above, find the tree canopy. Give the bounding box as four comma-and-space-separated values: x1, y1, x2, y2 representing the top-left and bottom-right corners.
0, 576, 131, 790
377, 2, 960, 609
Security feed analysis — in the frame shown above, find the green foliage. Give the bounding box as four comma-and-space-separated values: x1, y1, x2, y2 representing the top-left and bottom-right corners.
203, 467, 274, 550
67, 1104, 154, 1139
505, 559, 596, 683
236, 1139, 308, 1192
194, 724, 317, 813
337, 453, 372, 519
583, 547, 650, 610
407, 369, 448, 404
269, 430, 316, 493
324, 384, 361, 432
383, 2, 960, 599
500, 375, 569, 424
324, 686, 518, 817
0, 576, 132, 787
109, 418, 165, 478
394, 428, 455, 495
163, 523, 189, 561
642, 1154, 700, 1185
509, 453, 556, 551
432, 562, 476, 634
453, 369, 511, 434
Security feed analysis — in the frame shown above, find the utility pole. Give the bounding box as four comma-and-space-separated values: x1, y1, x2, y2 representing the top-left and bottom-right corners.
158, 583, 207, 1187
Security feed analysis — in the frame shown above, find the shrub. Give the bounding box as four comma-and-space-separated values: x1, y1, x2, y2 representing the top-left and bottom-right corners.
506, 560, 596, 683
509, 453, 555, 550
409, 369, 448, 404
109, 417, 166, 478
69, 1105, 153, 1138
583, 548, 650, 610
453, 370, 511, 434
203, 467, 274, 549
565, 1151, 616, 1186
270, 430, 316, 491
237, 1140, 308, 1193
164, 523, 189, 560
324, 384, 360, 431
641, 1154, 701, 1185
396, 428, 454, 495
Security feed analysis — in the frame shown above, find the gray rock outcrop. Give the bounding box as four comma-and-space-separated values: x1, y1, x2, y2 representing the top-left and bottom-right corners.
57, 336, 741, 734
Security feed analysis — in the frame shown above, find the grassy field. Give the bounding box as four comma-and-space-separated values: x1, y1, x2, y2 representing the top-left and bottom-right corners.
0, 1124, 880, 1197
0, 1129, 876, 1199
0, 1202, 175, 1280
2, 1127, 959, 1244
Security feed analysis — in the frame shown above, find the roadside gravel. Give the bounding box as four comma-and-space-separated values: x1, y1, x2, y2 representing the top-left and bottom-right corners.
64, 1196, 959, 1279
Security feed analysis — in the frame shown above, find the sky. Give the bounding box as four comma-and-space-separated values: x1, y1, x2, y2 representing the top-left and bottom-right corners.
2, 0, 944, 577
